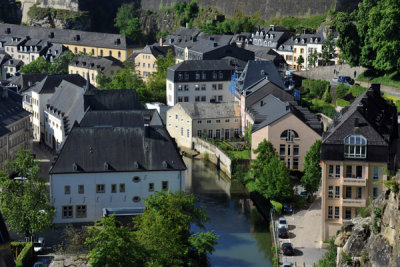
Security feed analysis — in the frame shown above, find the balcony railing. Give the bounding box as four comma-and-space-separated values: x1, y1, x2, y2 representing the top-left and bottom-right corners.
341, 198, 366, 207
341, 177, 367, 186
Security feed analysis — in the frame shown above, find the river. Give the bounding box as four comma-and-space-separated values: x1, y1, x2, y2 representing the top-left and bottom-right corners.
184, 157, 273, 267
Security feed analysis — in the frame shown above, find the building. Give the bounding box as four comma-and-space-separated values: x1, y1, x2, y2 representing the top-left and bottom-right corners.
49, 110, 186, 223
166, 59, 241, 106
14, 38, 50, 64
5, 73, 47, 93
68, 55, 123, 87
0, 87, 31, 168
0, 53, 11, 78
164, 27, 201, 46
166, 102, 241, 148
0, 23, 138, 61
250, 93, 322, 170
3, 59, 23, 78
321, 84, 398, 240
22, 74, 89, 141
248, 25, 292, 49
130, 44, 173, 82
83, 87, 142, 111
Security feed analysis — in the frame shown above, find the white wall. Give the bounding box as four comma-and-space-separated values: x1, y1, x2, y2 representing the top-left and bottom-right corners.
51, 170, 185, 223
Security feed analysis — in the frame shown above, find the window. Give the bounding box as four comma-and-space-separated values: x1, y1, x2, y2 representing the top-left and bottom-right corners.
287, 158, 291, 169
234, 128, 240, 137
187, 129, 190, 138
196, 73, 200, 80
225, 129, 230, 139
64, 185, 70, 195
109, 50, 112, 57
111, 184, 117, 193
345, 208, 351, 219
78, 185, 84, 194
280, 129, 299, 142
293, 158, 299, 169
328, 186, 333, 199
356, 166, 362, 178
195, 96, 200, 102
178, 96, 183, 102
207, 120, 212, 124
345, 187, 352, 198
335, 207, 340, 219
218, 72, 223, 79
133, 196, 141, 202
328, 206, 333, 219
201, 84, 206, 90
328, 165, 334, 178
118, 51, 121, 58
212, 72, 217, 79
76, 205, 87, 218
335, 165, 340, 178
62, 206, 73, 219
373, 166, 379, 180
293, 145, 299, 156
344, 135, 367, 158
225, 119, 230, 123
218, 84, 223, 90
202, 73, 206, 80
215, 129, 221, 139
96, 184, 105, 193
162, 181, 168, 191
346, 166, 352, 178
280, 144, 285, 156
197, 130, 202, 137
149, 183, 154, 192
181, 127, 184, 137
201, 96, 206, 102
208, 130, 213, 138
195, 84, 200, 91
184, 85, 189, 91
335, 186, 340, 198
287, 145, 291, 156
178, 73, 183, 81
373, 187, 378, 199
133, 176, 140, 183
212, 84, 217, 90
120, 184, 125, 192
218, 95, 223, 102
184, 97, 189, 102
184, 73, 189, 81
356, 187, 362, 199
100, 50, 103, 56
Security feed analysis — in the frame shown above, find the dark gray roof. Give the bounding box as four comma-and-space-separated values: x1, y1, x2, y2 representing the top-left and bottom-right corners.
129, 45, 173, 60
45, 43, 68, 61
244, 80, 292, 110
165, 27, 200, 45
80, 110, 160, 127
237, 60, 285, 91
0, 53, 10, 65
70, 55, 123, 70
176, 102, 241, 119
30, 74, 89, 94
0, 88, 30, 134
49, 110, 186, 174
323, 84, 398, 146
6, 73, 46, 93
168, 59, 237, 72
83, 89, 142, 111
0, 23, 136, 49
3, 59, 23, 67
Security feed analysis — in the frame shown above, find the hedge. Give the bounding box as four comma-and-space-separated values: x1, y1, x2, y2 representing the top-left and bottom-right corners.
336, 99, 350, 107
12, 242, 33, 267
336, 83, 351, 99
270, 200, 283, 214
302, 79, 330, 99
349, 84, 367, 98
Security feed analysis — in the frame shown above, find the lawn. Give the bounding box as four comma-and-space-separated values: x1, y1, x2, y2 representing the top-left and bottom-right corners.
266, 14, 327, 32
357, 70, 400, 90
227, 150, 250, 160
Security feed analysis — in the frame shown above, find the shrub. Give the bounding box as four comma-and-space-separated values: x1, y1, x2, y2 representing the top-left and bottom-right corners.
302, 79, 330, 99
336, 83, 351, 99
270, 200, 283, 214
336, 99, 350, 107
349, 84, 367, 98
323, 88, 332, 103
357, 206, 370, 218
14, 242, 33, 267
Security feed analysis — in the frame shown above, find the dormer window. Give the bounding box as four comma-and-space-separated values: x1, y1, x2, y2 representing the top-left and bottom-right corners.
301, 39, 305, 44
295, 39, 298, 43
344, 135, 367, 158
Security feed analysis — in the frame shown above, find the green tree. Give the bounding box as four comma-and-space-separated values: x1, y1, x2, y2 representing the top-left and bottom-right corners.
336, 83, 350, 99
301, 140, 322, 196
0, 149, 55, 237
49, 50, 75, 74
19, 57, 51, 74
114, 3, 143, 43
335, 12, 361, 67
296, 55, 305, 67
145, 49, 175, 103
321, 33, 336, 65
85, 216, 146, 267
134, 191, 218, 266
251, 139, 277, 178
322, 88, 332, 103
308, 50, 318, 68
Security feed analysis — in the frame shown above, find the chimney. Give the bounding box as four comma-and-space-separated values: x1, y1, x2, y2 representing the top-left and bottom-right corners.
270, 25, 274, 31
303, 28, 306, 34
354, 118, 359, 128
371, 83, 381, 95
159, 37, 163, 46
1, 87, 8, 99
85, 72, 90, 91
186, 22, 189, 29
144, 124, 150, 137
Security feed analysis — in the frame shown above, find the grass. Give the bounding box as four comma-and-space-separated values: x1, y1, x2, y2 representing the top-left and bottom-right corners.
357, 70, 400, 90
266, 14, 327, 31
227, 150, 250, 160
383, 94, 400, 112
336, 99, 350, 107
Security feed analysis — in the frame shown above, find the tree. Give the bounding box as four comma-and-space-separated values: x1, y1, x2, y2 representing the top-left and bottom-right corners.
19, 57, 51, 74
49, 50, 75, 74
114, 3, 143, 43
146, 49, 175, 103
85, 216, 146, 267
308, 50, 318, 68
301, 140, 322, 196
251, 139, 277, 178
134, 191, 218, 266
335, 12, 361, 67
0, 149, 55, 237
322, 88, 332, 103
321, 33, 336, 65
296, 55, 304, 67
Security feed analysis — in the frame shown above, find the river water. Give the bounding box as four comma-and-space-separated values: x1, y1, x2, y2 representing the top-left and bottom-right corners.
184, 157, 273, 267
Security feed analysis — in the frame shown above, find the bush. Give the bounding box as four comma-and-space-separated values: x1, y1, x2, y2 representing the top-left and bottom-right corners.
14, 242, 33, 267
317, 238, 337, 267
349, 84, 367, 98
302, 79, 330, 99
336, 83, 351, 99
270, 200, 283, 214
336, 99, 350, 107
323, 88, 332, 103
289, 169, 304, 179
357, 206, 370, 218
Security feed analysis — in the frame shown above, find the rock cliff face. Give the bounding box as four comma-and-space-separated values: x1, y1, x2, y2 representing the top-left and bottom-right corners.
335, 189, 400, 267
0, 0, 21, 24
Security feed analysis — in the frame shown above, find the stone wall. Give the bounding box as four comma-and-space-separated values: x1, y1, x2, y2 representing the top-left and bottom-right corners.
192, 137, 232, 178
294, 64, 366, 82
39, 0, 79, 11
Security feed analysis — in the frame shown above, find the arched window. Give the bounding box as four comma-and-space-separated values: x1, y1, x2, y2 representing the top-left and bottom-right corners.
344, 135, 367, 158
280, 129, 299, 142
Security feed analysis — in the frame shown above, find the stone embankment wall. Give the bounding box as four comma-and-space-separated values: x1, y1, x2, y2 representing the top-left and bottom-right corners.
192, 137, 232, 178
294, 64, 366, 82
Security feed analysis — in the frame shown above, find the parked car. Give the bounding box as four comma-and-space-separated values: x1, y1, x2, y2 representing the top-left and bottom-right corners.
282, 242, 294, 256
338, 75, 355, 85
283, 203, 293, 213
282, 262, 293, 267
34, 237, 45, 254
278, 227, 289, 239
278, 217, 288, 229
299, 190, 307, 198
33, 261, 49, 267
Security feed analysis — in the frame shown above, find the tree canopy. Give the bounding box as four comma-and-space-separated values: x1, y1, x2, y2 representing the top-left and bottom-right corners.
114, 3, 143, 43
20, 51, 75, 74
301, 140, 322, 196
321, 33, 336, 65
0, 149, 55, 237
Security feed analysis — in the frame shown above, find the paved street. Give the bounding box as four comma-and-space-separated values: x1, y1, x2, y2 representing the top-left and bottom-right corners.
278, 197, 327, 267
31, 141, 54, 182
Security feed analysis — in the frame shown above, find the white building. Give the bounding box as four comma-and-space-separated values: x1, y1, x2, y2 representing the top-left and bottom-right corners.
166, 60, 240, 106
49, 110, 186, 223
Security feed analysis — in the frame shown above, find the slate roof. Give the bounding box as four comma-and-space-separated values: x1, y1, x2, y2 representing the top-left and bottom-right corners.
79, 110, 160, 127
129, 44, 173, 60
176, 102, 240, 120
70, 55, 123, 70
323, 84, 398, 146
0, 88, 30, 136
0, 23, 136, 49
45, 43, 68, 61
49, 110, 186, 174
3, 59, 23, 67
83, 89, 142, 111
236, 60, 285, 92
6, 73, 46, 93
30, 74, 89, 94
164, 27, 200, 45
168, 59, 237, 72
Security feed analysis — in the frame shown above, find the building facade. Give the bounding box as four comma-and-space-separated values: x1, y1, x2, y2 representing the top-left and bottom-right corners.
321, 84, 398, 240
166, 102, 241, 148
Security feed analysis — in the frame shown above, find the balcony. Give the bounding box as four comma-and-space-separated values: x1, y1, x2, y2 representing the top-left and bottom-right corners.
341, 177, 367, 187
341, 198, 366, 207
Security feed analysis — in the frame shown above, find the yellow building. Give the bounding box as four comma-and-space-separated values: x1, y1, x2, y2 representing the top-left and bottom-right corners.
130, 44, 173, 82
68, 56, 123, 87
321, 84, 398, 241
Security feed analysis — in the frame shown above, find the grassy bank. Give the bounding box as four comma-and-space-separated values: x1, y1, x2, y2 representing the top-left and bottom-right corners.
357, 70, 400, 90
266, 14, 328, 32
